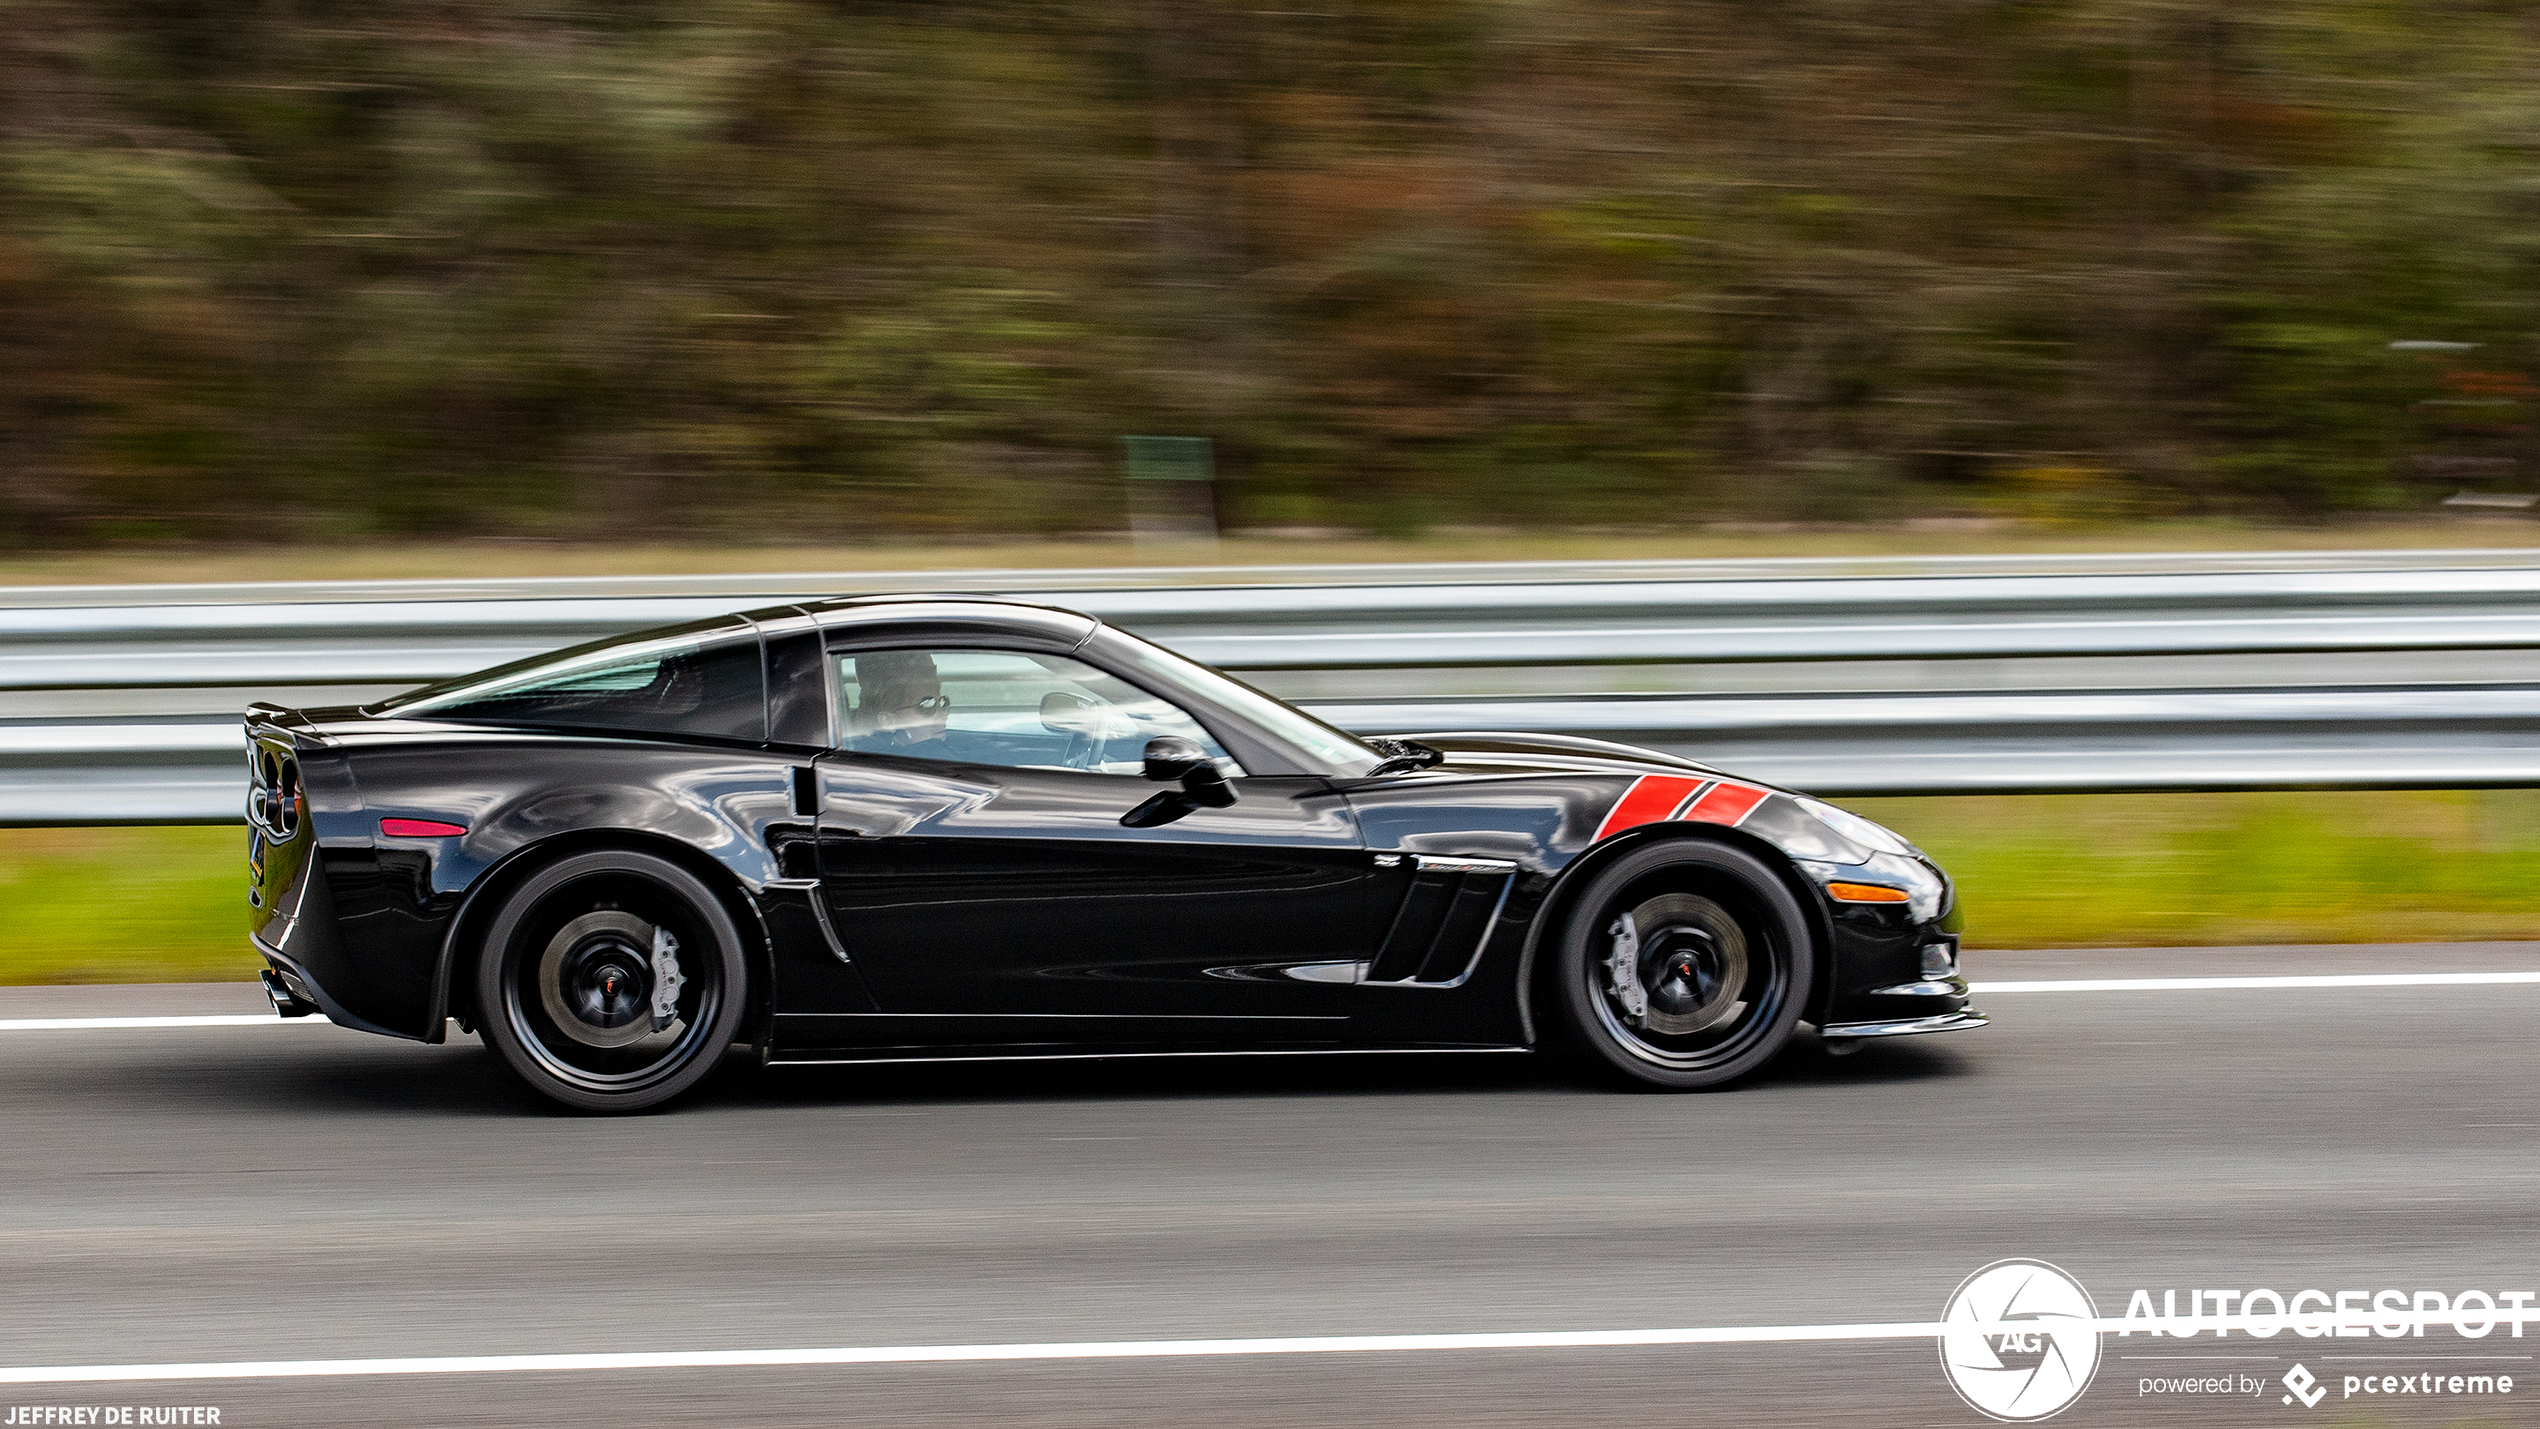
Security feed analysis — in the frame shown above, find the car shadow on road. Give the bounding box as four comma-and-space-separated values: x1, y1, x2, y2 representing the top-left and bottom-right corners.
58, 1035, 559, 1119
689, 1029, 1975, 1114
49, 1023, 1972, 1121
1755, 1032, 1976, 1089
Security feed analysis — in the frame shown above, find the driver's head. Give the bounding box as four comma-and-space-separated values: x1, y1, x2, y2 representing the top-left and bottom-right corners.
853, 650, 946, 745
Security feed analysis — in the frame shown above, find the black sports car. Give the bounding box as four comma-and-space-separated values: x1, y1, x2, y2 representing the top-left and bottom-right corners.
245, 594, 1980, 1110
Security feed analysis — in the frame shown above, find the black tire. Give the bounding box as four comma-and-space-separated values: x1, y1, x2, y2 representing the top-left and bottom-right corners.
1546, 839, 1813, 1090
475, 850, 748, 1112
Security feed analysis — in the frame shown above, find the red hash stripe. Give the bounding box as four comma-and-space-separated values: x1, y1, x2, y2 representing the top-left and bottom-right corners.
1682, 781, 1769, 827
1593, 775, 1705, 841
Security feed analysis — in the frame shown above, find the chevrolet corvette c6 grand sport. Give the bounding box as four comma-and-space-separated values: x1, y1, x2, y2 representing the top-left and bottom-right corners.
244, 594, 1980, 1110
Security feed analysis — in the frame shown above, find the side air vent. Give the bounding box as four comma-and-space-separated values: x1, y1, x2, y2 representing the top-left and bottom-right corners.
1365, 856, 1517, 986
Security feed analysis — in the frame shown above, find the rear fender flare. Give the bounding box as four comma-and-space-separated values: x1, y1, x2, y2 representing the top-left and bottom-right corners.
1513, 824, 1836, 1044
428, 829, 777, 1050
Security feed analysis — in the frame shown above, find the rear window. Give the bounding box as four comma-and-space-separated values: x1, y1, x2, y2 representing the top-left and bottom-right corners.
391, 630, 766, 741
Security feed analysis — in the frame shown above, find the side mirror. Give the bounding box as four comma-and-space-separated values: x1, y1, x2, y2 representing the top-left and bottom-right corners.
1142, 735, 1211, 781
1121, 736, 1240, 827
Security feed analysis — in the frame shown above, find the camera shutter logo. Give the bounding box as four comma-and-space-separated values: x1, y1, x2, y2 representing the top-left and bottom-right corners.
1939, 1259, 2104, 1421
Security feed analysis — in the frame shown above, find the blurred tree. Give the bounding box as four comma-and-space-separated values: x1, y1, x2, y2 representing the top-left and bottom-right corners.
2, 0, 2537, 545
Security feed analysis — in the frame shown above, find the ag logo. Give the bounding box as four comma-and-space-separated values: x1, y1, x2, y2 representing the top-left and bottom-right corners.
1939, 1259, 2103, 1421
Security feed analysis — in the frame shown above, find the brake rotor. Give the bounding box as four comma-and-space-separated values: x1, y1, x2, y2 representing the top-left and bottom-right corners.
538, 911, 663, 1048
1606, 893, 1749, 1037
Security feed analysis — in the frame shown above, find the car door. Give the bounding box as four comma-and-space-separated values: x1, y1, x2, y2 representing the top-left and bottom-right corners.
805, 644, 1369, 1046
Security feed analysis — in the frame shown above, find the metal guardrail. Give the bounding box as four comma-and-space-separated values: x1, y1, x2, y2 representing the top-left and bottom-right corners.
9, 547, 2540, 823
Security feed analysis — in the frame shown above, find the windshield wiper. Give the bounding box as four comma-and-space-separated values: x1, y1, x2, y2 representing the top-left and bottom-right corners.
1366, 738, 1445, 775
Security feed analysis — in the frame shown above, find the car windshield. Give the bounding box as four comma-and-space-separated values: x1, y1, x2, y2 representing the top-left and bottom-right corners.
1110, 636, 1385, 777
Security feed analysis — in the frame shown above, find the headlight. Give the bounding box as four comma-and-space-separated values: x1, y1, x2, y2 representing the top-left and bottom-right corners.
1863, 851, 1948, 924
1797, 798, 1917, 858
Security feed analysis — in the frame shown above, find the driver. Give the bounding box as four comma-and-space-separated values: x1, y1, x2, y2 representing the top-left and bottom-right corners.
849, 650, 952, 755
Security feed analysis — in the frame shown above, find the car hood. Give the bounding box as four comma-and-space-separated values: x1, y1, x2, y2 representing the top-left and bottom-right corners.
1390, 730, 1739, 782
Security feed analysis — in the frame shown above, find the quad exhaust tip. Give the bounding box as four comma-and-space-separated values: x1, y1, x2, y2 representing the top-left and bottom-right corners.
260, 969, 317, 1019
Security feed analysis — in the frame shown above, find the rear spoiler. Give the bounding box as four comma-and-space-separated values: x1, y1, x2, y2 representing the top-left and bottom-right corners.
245, 702, 333, 747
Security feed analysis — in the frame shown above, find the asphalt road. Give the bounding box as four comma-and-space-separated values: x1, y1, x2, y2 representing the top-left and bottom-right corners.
1, 943, 2535, 1429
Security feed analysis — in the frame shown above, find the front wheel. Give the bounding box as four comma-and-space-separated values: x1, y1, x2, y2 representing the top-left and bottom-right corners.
1547, 840, 1813, 1089
475, 850, 748, 1112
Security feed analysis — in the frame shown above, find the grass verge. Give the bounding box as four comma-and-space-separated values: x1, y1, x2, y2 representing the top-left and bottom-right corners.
3, 790, 2535, 985
2, 826, 254, 984
3, 518, 2537, 587
1855, 790, 2540, 948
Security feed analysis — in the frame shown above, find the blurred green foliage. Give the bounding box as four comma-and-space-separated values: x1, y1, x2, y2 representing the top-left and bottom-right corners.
7, 0, 2540, 545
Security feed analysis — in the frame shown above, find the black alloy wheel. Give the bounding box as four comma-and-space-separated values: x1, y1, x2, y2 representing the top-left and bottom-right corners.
475, 850, 748, 1112
1548, 840, 1812, 1089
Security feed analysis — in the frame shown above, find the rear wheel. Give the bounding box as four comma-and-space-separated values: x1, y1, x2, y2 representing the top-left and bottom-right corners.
475, 850, 747, 1112
1547, 840, 1812, 1089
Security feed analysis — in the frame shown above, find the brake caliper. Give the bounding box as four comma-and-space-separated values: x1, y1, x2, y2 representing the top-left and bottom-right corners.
649, 926, 686, 1032
1606, 912, 1648, 1025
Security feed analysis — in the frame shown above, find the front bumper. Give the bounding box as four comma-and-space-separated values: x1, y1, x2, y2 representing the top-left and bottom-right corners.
1821, 1008, 1988, 1041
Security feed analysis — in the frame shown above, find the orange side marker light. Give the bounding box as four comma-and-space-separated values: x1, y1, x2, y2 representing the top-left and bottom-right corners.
1825, 882, 1910, 903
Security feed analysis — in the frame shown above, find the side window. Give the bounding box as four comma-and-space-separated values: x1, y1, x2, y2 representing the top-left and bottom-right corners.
421, 635, 766, 741
833, 648, 1240, 776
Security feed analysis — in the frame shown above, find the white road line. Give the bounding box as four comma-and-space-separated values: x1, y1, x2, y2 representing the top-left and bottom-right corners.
1971, 971, 2540, 993
0, 971, 2537, 1031
0, 1325, 1938, 1385
0, 1014, 333, 1031
3, 1309, 2530, 1385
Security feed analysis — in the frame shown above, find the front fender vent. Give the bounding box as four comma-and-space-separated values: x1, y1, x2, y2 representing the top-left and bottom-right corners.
1365, 856, 1517, 986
